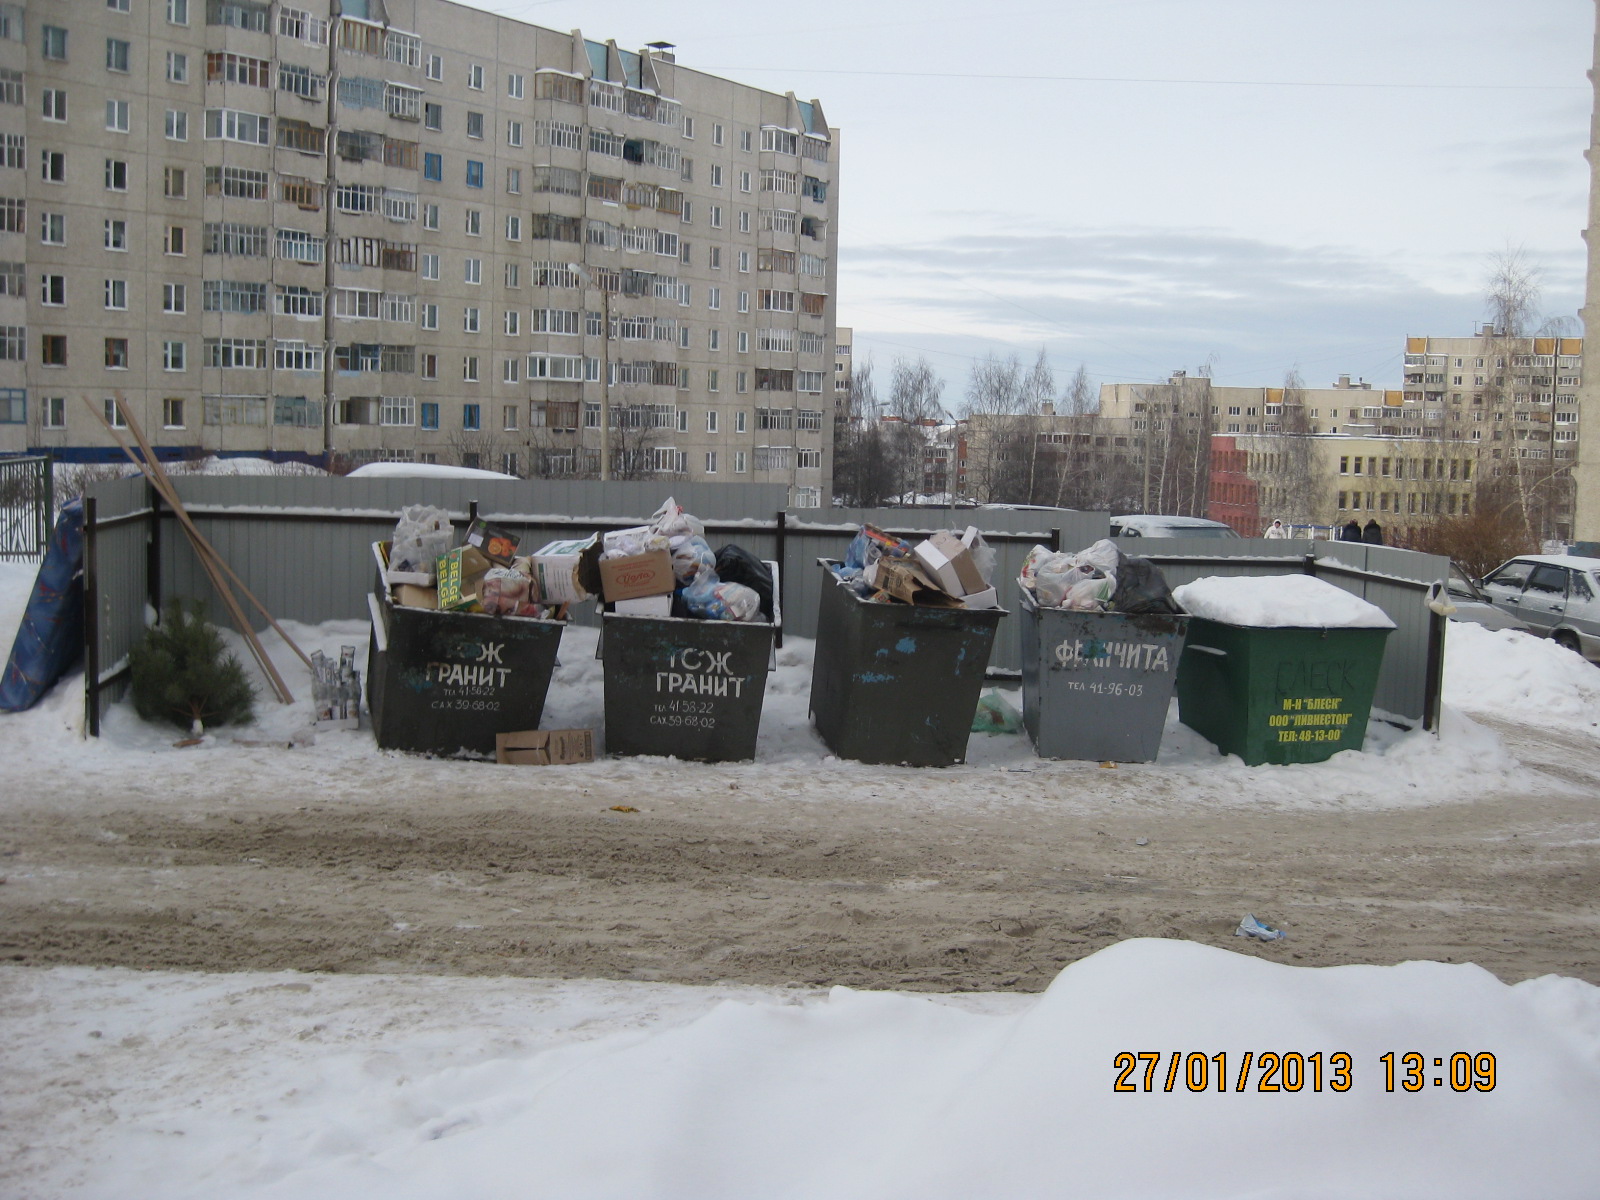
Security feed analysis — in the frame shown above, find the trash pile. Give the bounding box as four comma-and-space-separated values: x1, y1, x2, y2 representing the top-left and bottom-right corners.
378, 497, 772, 624
593, 497, 773, 623
834, 524, 1000, 609
1019, 538, 1182, 614
309, 645, 361, 729
379, 506, 569, 620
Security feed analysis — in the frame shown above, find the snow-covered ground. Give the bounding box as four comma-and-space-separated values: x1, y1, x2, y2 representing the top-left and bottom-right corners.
3, 558, 1599, 1198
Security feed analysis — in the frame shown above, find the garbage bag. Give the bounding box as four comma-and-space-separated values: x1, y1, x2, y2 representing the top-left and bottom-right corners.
682, 573, 763, 622
649, 496, 704, 540
971, 689, 1023, 734
714, 544, 775, 621
670, 535, 717, 585
390, 505, 453, 579
1110, 553, 1182, 615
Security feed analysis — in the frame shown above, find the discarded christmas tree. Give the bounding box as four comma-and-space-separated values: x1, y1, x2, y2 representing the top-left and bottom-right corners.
129, 599, 255, 733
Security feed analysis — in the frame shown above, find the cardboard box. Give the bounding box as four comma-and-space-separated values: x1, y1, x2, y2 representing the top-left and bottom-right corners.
875, 558, 963, 607
436, 545, 492, 611
495, 728, 596, 766
465, 518, 519, 565
375, 540, 433, 588
598, 549, 674, 602
960, 586, 999, 611
913, 530, 988, 598
612, 593, 673, 617
531, 534, 601, 604
392, 583, 439, 610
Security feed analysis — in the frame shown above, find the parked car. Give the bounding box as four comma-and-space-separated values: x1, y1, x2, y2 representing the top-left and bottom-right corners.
1109, 515, 1241, 539
1478, 554, 1600, 662
1442, 562, 1532, 633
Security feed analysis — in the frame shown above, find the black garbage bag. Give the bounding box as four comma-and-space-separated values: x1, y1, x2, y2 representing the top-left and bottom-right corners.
1111, 552, 1182, 614
714, 544, 775, 621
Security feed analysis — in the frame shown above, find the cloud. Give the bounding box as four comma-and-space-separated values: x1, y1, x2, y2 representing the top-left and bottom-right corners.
838, 226, 1582, 392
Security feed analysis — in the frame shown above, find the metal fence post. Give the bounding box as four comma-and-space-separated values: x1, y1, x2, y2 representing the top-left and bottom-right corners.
146, 479, 162, 620
774, 509, 787, 649
83, 495, 100, 738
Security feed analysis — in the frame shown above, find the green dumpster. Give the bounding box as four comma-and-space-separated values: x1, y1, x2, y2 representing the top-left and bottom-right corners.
1173, 575, 1394, 766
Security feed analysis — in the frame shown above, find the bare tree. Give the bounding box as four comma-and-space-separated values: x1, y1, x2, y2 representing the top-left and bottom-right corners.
832, 357, 902, 506
959, 353, 1023, 503
886, 357, 945, 502
1256, 367, 1328, 530
1016, 348, 1055, 503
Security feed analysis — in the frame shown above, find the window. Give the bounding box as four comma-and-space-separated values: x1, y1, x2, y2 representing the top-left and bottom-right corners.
43, 90, 67, 122
423, 152, 442, 182
419, 302, 438, 330
734, 450, 747, 473
708, 329, 721, 352
40, 273, 68, 306
275, 228, 322, 262
105, 338, 130, 369
209, 0, 269, 32
106, 38, 131, 73
165, 110, 189, 141
164, 225, 186, 255
163, 283, 186, 313
420, 202, 439, 231
467, 64, 484, 90
463, 306, 480, 333
40, 212, 65, 245
204, 337, 267, 368
464, 209, 482, 237
163, 341, 186, 371
464, 257, 481, 284
42, 335, 67, 366
163, 166, 187, 198
737, 373, 748, 396
466, 110, 484, 139
104, 398, 127, 428
40, 150, 65, 184
278, 6, 329, 44
43, 26, 68, 61
739, 171, 752, 193
274, 286, 320, 318
505, 262, 520, 288
104, 278, 127, 309
209, 165, 270, 200
104, 219, 128, 251
418, 401, 440, 430
462, 355, 479, 382
421, 253, 439, 280
40, 396, 65, 428
204, 108, 268, 145
203, 222, 266, 257
274, 340, 322, 372
0, 327, 19, 361
465, 160, 483, 188
506, 119, 523, 147
168, 0, 190, 24
462, 403, 481, 431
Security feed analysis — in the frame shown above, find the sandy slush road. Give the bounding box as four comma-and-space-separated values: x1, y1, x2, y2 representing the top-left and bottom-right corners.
2, 713, 1598, 993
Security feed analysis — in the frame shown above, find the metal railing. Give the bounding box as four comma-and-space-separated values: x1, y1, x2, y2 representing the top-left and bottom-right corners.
0, 454, 52, 560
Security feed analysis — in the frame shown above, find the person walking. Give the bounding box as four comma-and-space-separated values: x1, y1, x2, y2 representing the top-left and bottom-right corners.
1263, 519, 1288, 539
1340, 519, 1362, 542
1362, 519, 1384, 546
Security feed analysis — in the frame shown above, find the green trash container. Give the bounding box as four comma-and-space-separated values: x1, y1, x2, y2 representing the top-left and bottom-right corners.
1175, 616, 1392, 766
366, 591, 565, 759
1019, 590, 1189, 762
809, 559, 1006, 767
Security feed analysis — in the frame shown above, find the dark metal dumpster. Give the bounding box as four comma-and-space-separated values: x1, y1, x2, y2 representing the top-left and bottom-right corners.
1175, 617, 1392, 766
600, 612, 776, 761
809, 559, 1006, 767
366, 591, 565, 758
1019, 590, 1189, 762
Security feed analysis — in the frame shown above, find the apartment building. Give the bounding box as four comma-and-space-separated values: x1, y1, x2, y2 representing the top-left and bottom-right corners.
0, 0, 838, 506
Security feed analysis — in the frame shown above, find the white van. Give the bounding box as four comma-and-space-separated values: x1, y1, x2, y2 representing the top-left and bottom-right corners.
1108, 515, 1241, 539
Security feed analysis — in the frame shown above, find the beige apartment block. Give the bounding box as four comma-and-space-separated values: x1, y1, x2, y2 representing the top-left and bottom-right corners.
0, 0, 838, 505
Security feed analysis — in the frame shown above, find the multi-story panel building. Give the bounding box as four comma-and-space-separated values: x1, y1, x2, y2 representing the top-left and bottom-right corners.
0, 0, 837, 506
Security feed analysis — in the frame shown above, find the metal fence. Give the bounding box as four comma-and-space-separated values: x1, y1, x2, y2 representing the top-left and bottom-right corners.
80, 478, 1448, 735
0, 454, 53, 560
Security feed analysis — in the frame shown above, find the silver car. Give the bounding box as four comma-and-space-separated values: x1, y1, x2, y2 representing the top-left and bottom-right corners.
1442, 563, 1532, 634
1479, 554, 1600, 663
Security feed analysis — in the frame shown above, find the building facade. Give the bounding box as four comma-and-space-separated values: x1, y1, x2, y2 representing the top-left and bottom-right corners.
0, 0, 838, 505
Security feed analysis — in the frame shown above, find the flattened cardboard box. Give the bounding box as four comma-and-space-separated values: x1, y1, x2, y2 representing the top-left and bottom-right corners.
530, 534, 602, 605
496, 728, 596, 766
435, 545, 492, 611
876, 558, 963, 608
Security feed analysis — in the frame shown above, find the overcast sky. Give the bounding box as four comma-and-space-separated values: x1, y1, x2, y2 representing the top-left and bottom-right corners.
470, 0, 1591, 399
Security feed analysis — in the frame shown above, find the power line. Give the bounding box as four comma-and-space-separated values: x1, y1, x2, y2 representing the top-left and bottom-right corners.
702, 66, 1582, 92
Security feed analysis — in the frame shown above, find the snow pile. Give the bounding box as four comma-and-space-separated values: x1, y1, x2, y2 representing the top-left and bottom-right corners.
1175, 574, 1396, 629
7, 939, 1599, 1199
1443, 620, 1600, 730
346, 462, 518, 481
169, 456, 326, 477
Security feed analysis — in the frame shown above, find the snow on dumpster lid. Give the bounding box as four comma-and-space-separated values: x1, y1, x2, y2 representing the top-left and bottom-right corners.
1173, 574, 1396, 629
346, 462, 519, 481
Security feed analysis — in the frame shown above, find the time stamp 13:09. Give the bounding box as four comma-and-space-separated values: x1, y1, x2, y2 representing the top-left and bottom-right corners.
1112, 1051, 1497, 1093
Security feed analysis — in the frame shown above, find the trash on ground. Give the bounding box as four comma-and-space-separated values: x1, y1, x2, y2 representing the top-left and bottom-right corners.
1235, 913, 1287, 941
972, 689, 1023, 734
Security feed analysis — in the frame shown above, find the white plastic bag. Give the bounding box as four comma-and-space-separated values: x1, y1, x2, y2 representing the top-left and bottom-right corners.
649, 496, 704, 540
389, 505, 453, 579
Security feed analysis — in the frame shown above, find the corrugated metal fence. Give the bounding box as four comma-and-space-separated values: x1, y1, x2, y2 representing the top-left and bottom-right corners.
81, 478, 1449, 736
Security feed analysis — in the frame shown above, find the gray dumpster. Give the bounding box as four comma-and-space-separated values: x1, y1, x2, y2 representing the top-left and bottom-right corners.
366, 591, 564, 758
808, 560, 1006, 767
1019, 590, 1189, 761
